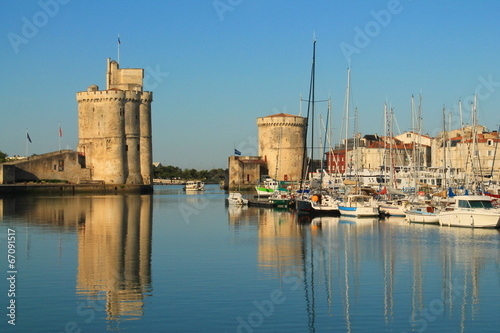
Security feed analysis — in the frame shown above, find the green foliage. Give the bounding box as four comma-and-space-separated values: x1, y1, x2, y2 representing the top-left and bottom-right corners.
0, 150, 7, 163
153, 165, 226, 182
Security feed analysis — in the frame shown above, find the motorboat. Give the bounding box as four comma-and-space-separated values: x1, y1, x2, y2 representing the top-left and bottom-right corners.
439, 195, 500, 228
184, 181, 205, 191
405, 204, 439, 224
338, 194, 380, 217
227, 192, 248, 206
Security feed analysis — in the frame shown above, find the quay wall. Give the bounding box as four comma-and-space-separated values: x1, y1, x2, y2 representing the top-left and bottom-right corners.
0, 151, 90, 184
0, 183, 153, 195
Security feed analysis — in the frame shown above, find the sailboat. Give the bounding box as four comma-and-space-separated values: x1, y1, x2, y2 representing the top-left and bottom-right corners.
337, 68, 380, 217
294, 39, 339, 215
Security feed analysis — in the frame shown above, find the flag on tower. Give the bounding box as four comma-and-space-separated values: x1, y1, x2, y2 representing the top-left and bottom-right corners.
234, 149, 241, 156
27, 132, 32, 143
59, 125, 63, 137
118, 36, 121, 45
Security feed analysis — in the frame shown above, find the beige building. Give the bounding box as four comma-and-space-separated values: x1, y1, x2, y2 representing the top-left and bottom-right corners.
77, 58, 153, 184
0, 58, 153, 187
432, 125, 500, 177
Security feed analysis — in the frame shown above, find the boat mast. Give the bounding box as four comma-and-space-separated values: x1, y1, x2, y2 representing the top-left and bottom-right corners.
411, 95, 416, 178
344, 67, 351, 179
300, 39, 316, 183
442, 105, 447, 190
390, 107, 396, 190
354, 106, 360, 193
417, 94, 422, 169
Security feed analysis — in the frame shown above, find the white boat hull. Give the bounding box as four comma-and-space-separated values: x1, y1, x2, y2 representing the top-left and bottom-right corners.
379, 205, 406, 217
405, 210, 439, 224
439, 210, 500, 228
338, 206, 379, 217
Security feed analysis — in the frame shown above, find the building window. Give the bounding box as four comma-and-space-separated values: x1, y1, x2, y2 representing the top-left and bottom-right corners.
487, 139, 493, 146
407, 133, 411, 138
58, 160, 64, 171
126, 145, 128, 151
488, 150, 494, 156
137, 144, 140, 151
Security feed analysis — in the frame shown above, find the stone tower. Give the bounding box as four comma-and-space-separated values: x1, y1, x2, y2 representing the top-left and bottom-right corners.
257, 113, 307, 182
76, 58, 153, 184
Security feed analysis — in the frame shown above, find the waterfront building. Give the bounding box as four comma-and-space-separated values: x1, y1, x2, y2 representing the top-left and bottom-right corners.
227, 113, 306, 189
0, 58, 153, 189
257, 113, 307, 182
77, 58, 153, 185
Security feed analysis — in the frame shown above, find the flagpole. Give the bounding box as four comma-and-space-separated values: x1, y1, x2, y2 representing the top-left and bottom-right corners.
117, 34, 120, 65
26, 128, 28, 157
58, 122, 61, 151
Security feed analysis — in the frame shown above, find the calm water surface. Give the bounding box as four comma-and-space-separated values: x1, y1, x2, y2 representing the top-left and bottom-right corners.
1, 185, 499, 332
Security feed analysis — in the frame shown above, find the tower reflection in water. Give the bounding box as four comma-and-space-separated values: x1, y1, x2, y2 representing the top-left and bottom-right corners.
1, 195, 153, 322
76, 195, 153, 321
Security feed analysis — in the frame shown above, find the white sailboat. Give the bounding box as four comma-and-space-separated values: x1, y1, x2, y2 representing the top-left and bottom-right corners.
405, 204, 440, 224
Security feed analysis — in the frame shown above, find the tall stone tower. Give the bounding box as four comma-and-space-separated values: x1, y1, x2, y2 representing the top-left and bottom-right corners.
76, 58, 153, 184
257, 113, 307, 182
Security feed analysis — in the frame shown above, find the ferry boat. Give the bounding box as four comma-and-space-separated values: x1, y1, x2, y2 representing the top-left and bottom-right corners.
183, 181, 205, 191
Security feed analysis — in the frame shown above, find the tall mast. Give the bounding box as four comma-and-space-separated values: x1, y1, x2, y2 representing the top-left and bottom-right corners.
411, 95, 415, 173
390, 107, 395, 189
344, 67, 351, 178
301, 39, 316, 182
417, 94, 422, 168
442, 105, 447, 189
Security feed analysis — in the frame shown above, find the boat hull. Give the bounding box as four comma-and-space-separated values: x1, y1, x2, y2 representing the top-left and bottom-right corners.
296, 199, 313, 212
439, 210, 500, 228
338, 205, 379, 217
379, 205, 406, 217
405, 210, 439, 224
255, 187, 274, 196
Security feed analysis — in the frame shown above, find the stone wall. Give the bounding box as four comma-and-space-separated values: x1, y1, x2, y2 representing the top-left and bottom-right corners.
257, 113, 306, 182
2, 151, 90, 183
0, 165, 15, 184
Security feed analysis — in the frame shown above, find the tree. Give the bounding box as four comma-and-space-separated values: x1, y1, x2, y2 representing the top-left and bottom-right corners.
0, 150, 7, 163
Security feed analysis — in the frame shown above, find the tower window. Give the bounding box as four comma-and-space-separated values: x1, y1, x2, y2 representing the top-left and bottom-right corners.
137, 144, 140, 151
126, 145, 128, 151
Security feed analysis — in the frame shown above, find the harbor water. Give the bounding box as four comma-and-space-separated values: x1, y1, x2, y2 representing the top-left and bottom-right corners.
1, 184, 499, 332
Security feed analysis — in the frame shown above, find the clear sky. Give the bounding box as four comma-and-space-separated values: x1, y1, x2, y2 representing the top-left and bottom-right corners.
1, 0, 499, 169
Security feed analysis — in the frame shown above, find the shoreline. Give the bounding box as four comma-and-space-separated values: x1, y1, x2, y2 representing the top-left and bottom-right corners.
0, 183, 153, 195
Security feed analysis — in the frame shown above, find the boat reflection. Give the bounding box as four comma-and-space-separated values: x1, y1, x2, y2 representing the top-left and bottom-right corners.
0, 195, 153, 323
229, 207, 500, 332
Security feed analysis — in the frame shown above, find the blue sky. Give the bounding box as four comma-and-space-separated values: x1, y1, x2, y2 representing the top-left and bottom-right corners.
1, 0, 499, 169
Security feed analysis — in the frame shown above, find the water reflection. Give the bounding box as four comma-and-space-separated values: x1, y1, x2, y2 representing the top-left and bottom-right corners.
229, 208, 500, 332
0, 195, 153, 323
76, 195, 152, 322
